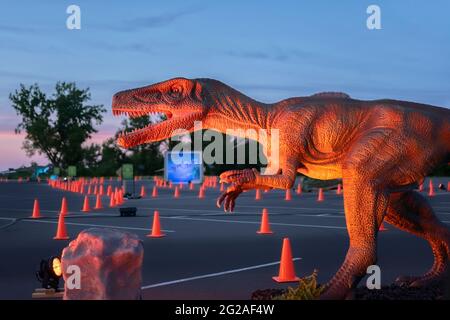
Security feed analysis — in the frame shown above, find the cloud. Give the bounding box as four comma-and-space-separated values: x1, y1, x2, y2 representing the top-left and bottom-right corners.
111, 7, 200, 32
0, 24, 37, 34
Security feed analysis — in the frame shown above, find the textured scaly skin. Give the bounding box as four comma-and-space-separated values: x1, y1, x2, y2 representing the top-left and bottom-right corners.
112, 77, 450, 299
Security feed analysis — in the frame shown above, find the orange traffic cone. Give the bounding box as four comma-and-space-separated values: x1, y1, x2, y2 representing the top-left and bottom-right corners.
140, 185, 146, 197
174, 186, 180, 198
147, 210, 165, 238
53, 213, 69, 240
189, 182, 195, 190
429, 179, 435, 197
317, 188, 324, 202
94, 194, 102, 209
81, 196, 90, 212
285, 189, 292, 201
107, 185, 112, 196
87, 185, 92, 195
419, 183, 424, 192
31, 199, 41, 219
255, 189, 262, 200
447, 181, 450, 192
114, 189, 120, 205
152, 186, 158, 198
336, 183, 342, 195
273, 238, 299, 282
99, 185, 104, 195
109, 194, 116, 207
257, 208, 273, 234
59, 197, 68, 215
198, 187, 205, 199
296, 183, 302, 195
379, 222, 388, 231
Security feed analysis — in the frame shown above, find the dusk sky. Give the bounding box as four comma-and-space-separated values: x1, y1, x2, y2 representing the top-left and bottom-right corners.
0, 0, 449, 170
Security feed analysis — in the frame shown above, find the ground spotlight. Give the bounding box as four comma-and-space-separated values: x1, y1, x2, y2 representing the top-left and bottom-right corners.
36, 256, 62, 290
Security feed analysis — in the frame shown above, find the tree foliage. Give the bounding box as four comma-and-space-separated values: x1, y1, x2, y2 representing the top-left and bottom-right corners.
10, 82, 106, 169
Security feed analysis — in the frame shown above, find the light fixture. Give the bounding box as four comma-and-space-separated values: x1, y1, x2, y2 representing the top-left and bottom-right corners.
36, 256, 62, 290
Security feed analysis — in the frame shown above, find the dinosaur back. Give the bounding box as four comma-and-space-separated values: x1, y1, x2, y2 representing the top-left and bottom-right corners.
310, 92, 351, 99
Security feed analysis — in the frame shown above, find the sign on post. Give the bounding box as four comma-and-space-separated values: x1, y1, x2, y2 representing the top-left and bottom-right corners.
122, 164, 134, 180
68, 166, 77, 177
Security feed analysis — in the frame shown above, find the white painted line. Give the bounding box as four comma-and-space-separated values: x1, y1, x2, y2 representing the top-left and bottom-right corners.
0, 217, 16, 221
19, 219, 175, 233
163, 216, 347, 230
141, 258, 301, 290
138, 206, 346, 218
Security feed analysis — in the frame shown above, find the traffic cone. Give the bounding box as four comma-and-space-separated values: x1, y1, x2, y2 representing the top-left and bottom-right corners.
31, 199, 41, 219
94, 194, 102, 209
255, 189, 262, 200
53, 213, 69, 240
336, 183, 342, 195
87, 185, 92, 195
174, 186, 180, 198
198, 187, 205, 199
93, 185, 98, 195
296, 183, 302, 195
429, 179, 435, 197
220, 183, 224, 192
152, 186, 158, 198
107, 185, 112, 196
109, 194, 116, 207
257, 208, 273, 234
140, 185, 146, 197
447, 181, 450, 192
285, 189, 292, 201
317, 188, 324, 202
273, 238, 299, 282
59, 197, 68, 215
379, 222, 388, 231
99, 185, 104, 195
81, 196, 90, 212
114, 189, 120, 205
419, 183, 424, 192
189, 182, 195, 190
147, 211, 165, 238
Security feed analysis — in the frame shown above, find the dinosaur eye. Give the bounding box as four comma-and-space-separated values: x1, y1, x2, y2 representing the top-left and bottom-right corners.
169, 85, 183, 98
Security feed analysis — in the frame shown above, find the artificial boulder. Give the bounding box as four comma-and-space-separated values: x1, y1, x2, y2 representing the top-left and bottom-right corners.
61, 228, 143, 300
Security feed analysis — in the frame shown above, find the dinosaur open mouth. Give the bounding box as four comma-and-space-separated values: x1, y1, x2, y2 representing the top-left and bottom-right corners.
112, 107, 201, 148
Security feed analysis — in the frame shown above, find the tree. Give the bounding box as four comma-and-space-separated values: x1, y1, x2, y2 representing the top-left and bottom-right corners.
10, 82, 106, 169
119, 115, 164, 175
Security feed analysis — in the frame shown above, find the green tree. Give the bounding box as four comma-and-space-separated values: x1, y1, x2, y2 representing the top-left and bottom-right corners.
119, 115, 164, 175
10, 82, 106, 169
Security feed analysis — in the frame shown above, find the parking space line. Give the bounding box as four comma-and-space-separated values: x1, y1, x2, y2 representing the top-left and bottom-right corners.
141, 258, 301, 289
163, 216, 347, 230
18, 218, 176, 233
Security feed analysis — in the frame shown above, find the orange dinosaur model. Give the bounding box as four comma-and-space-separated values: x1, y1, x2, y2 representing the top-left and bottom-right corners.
112, 77, 450, 299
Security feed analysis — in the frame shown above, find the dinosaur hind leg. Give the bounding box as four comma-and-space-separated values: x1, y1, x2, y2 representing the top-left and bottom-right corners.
385, 190, 450, 287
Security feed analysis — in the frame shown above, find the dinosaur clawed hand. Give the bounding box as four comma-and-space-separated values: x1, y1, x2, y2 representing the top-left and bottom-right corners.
219, 168, 258, 185
216, 169, 259, 212
216, 184, 243, 212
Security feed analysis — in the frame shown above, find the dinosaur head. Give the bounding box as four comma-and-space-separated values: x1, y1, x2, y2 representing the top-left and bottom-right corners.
112, 77, 207, 148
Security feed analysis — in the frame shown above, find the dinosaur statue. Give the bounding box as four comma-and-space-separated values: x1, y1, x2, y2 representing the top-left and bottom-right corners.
112, 77, 450, 299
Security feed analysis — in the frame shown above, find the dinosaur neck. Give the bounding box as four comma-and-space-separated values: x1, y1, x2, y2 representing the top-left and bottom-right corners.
203, 84, 275, 135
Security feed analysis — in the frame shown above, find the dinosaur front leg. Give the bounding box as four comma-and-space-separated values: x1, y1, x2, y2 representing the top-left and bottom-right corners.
321, 177, 389, 299
217, 158, 298, 212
